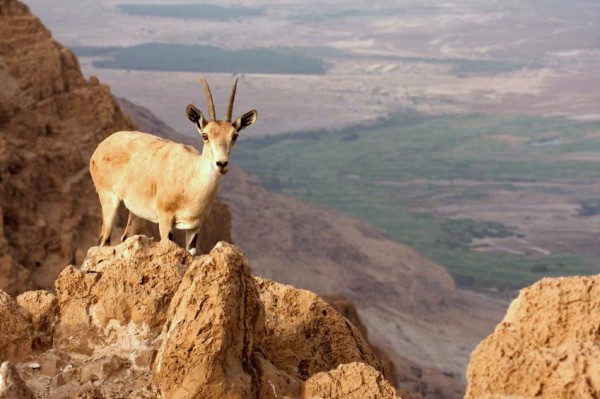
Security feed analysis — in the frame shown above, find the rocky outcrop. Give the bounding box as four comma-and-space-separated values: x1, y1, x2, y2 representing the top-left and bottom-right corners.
54, 236, 191, 356
303, 362, 399, 399
0, 290, 32, 363
16, 290, 58, 351
466, 275, 600, 398
0, 0, 231, 295
0, 361, 36, 399
153, 241, 265, 399
257, 279, 385, 381
0, 237, 399, 398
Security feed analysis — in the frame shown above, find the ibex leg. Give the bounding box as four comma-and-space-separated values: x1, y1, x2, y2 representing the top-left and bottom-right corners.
98, 192, 120, 247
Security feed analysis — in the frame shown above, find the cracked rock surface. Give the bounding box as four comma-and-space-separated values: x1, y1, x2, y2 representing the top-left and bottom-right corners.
0, 237, 400, 398
466, 275, 600, 399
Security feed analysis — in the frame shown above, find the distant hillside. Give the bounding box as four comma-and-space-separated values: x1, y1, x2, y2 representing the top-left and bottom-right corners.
73, 43, 328, 75
117, 3, 265, 20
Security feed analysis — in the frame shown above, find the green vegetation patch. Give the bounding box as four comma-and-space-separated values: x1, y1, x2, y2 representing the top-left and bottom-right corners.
118, 4, 264, 20
233, 114, 600, 292
73, 43, 327, 75
440, 219, 517, 249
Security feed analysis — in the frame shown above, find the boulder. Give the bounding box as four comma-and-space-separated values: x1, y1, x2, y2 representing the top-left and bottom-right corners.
256, 278, 385, 381
0, 361, 35, 399
16, 290, 59, 351
153, 242, 265, 399
53, 236, 191, 356
0, 290, 32, 362
303, 362, 401, 399
466, 275, 600, 398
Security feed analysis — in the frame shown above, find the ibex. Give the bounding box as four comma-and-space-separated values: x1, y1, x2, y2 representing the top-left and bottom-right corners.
89, 77, 257, 254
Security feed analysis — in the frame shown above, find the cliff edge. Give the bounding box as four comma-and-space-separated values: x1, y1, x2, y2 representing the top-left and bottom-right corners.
0, 236, 400, 399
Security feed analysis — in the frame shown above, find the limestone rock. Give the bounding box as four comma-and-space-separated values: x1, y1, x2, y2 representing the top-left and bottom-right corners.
52, 381, 103, 399
0, 290, 32, 362
252, 352, 302, 399
256, 278, 385, 381
466, 275, 600, 398
153, 241, 265, 399
54, 236, 191, 356
323, 295, 399, 386
0, 208, 32, 296
30, 349, 70, 380
0, 361, 35, 399
0, 0, 135, 294
303, 362, 401, 399
323, 295, 369, 337
16, 290, 59, 351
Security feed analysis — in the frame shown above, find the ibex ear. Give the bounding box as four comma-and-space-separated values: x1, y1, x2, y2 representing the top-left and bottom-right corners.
186, 104, 208, 129
233, 110, 257, 132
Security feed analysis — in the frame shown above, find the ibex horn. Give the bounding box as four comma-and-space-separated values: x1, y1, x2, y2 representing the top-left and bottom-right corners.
198, 77, 216, 121
226, 76, 238, 122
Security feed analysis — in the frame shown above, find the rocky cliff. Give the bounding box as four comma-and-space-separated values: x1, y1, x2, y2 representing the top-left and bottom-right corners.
0, 237, 400, 399
0, 0, 230, 295
466, 274, 600, 398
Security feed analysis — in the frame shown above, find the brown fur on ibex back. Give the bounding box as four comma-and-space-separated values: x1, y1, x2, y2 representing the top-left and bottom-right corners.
89, 77, 257, 254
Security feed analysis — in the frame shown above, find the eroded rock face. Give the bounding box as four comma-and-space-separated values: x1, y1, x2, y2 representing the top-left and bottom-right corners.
16, 290, 58, 351
323, 295, 399, 386
0, 290, 32, 363
303, 362, 400, 399
0, 0, 135, 294
466, 275, 600, 399
256, 278, 385, 382
54, 236, 191, 356
0, 235, 401, 398
0, 362, 36, 399
153, 241, 265, 399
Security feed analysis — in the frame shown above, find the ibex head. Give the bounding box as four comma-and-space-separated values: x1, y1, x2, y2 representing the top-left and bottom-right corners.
186, 77, 257, 175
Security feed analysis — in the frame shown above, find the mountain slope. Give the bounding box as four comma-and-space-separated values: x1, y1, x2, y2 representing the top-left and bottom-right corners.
0, 0, 133, 292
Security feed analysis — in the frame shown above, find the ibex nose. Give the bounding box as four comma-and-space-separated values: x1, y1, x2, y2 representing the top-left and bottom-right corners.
216, 160, 228, 168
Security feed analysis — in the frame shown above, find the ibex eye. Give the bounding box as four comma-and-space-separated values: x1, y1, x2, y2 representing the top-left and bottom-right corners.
202, 134, 209, 141
232, 134, 239, 142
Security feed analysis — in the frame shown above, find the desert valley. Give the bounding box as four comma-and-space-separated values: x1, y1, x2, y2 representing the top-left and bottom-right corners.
1, 0, 599, 398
